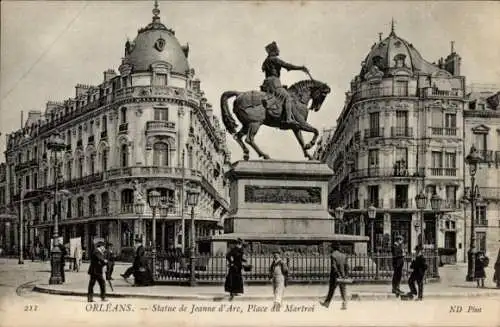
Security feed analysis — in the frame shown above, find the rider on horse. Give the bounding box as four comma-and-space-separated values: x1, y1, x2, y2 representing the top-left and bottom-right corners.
261, 41, 310, 127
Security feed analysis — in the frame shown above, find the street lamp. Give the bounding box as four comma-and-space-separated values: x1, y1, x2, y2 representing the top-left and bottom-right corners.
148, 190, 161, 280
465, 145, 482, 282
430, 193, 442, 250
415, 191, 427, 247
367, 205, 376, 253
187, 187, 200, 287
47, 133, 67, 285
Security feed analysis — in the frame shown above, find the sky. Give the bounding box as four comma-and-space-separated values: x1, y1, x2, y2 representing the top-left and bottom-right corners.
1, 0, 500, 162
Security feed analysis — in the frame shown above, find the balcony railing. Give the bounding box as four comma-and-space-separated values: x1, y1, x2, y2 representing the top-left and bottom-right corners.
390, 198, 413, 209
364, 128, 384, 139
391, 127, 413, 137
350, 86, 417, 103
429, 168, 458, 177
475, 219, 488, 227
429, 127, 458, 136
119, 123, 128, 133
146, 121, 176, 134
106, 166, 202, 180
363, 199, 384, 209
350, 167, 424, 179
424, 88, 463, 98
121, 204, 134, 214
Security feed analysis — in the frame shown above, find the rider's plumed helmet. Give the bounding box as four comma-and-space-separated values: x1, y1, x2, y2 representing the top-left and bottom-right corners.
265, 41, 279, 55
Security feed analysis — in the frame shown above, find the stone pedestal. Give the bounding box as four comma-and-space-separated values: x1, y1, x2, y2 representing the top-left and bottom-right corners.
200, 160, 369, 254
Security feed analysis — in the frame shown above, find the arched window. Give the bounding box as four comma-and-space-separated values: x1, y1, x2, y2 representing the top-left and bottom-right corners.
121, 144, 129, 167
101, 192, 109, 215
78, 157, 84, 178
89, 153, 96, 175
88, 194, 96, 216
153, 142, 169, 166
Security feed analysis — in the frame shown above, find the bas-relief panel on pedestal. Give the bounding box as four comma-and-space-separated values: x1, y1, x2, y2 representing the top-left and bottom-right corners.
244, 185, 322, 204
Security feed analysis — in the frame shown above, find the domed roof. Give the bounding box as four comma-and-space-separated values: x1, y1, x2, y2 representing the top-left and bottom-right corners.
360, 24, 442, 78
123, 3, 189, 75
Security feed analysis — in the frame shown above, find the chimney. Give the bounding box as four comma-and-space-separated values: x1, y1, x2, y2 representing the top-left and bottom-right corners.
75, 84, 91, 97
103, 69, 117, 82
444, 41, 461, 76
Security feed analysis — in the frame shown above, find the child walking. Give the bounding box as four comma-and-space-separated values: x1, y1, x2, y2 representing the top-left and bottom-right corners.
269, 251, 288, 311
407, 245, 427, 300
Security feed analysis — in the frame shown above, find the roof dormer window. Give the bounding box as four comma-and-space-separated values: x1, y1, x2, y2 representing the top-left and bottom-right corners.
394, 54, 406, 68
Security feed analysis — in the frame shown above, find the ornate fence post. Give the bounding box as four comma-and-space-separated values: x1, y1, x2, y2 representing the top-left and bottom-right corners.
375, 251, 380, 280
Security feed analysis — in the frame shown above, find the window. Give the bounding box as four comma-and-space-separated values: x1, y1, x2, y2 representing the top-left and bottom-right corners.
66, 161, 72, 180
25, 175, 30, 190
102, 116, 108, 131
101, 149, 108, 171
33, 173, 38, 189
43, 169, 48, 186
445, 114, 456, 128
396, 111, 408, 129
394, 147, 408, 174
89, 120, 94, 135
368, 149, 379, 167
120, 107, 127, 124
478, 103, 485, 110
67, 130, 72, 146
153, 143, 169, 166
88, 195, 96, 216
90, 154, 96, 175
67, 199, 72, 218
187, 148, 193, 169
475, 205, 487, 225
431, 110, 443, 127
154, 108, 169, 121
78, 126, 82, 140
473, 133, 487, 151
394, 80, 408, 96
78, 157, 84, 178
431, 151, 442, 168
395, 185, 409, 208
101, 192, 109, 215
77, 197, 84, 217
121, 145, 129, 167
475, 232, 486, 252
445, 185, 457, 207
368, 185, 379, 207
156, 73, 167, 85
369, 112, 380, 130
394, 54, 406, 68
34, 146, 38, 159
444, 152, 456, 168
426, 185, 437, 196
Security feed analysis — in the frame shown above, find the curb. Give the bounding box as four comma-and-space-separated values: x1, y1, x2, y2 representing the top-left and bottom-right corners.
33, 285, 500, 301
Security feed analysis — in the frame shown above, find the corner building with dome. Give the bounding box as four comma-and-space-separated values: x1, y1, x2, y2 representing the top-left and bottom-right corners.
2, 5, 231, 256
314, 25, 470, 261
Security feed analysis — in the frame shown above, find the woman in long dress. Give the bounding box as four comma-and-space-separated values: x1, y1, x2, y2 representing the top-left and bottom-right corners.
224, 238, 246, 300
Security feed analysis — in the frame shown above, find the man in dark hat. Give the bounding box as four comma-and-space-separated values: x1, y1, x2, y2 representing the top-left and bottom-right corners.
391, 235, 405, 295
87, 241, 108, 302
261, 41, 310, 128
320, 242, 348, 310
121, 237, 144, 280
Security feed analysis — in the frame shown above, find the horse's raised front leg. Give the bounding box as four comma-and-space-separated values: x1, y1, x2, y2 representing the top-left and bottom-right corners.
245, 122, 270, 159
295, 119, 319, 150
234, 125, 250, 160
293, 128, 312, 160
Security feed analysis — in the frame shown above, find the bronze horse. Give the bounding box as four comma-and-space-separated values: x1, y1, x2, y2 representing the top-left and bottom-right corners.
220, 79, 331, 160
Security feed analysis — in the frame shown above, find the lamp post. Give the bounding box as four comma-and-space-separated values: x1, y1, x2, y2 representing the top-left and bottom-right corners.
334, 206, 344, 235
430, 194, 442, 250
47, 133, 66, 285
148, 190, 161, 280
464, 146, 482, 281
134, 201, 145, 243
367, 205, 377, 253
415, 191, 427, 247
187, 187, 200, 287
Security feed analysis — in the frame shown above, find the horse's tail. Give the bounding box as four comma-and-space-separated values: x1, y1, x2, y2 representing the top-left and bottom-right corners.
220, 91, 240, 135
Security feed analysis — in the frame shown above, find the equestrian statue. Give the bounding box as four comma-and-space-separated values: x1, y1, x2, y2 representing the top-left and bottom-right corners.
220, 41, 331, 160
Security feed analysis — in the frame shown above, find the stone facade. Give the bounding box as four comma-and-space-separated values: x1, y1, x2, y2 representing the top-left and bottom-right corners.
2, 5, 230, 256
463, 87, 500, 259
314, 27, 468, 259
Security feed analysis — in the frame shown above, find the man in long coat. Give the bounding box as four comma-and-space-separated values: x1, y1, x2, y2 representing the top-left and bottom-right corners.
87, 241, 108, 302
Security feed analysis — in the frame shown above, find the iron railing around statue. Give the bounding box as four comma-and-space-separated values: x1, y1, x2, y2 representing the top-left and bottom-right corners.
148, 250, 439, 285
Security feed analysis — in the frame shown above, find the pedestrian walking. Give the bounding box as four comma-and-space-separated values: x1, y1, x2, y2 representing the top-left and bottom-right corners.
73, 246, 82, 272
320, 242, 349, 310
474, 251, 489, 288
493, 247, 500, 289
224, 238, 248, 300
87, 241, 108, 302
391, 235, 405, 295
406, 245, 427, 300
121, 238, 145, 281
269, 251, 288, 311
105, 243, 116, 281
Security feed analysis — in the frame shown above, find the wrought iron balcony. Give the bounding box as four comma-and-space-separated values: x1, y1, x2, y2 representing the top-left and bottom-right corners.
121, 204, 134, 214
119, 123, 128, 133
390, 198, 413, 209
363, 199, 383, 209
146, 121, 176, 134
391, 127, 413, 137
429, 127, 458, 137
350, 167, 423, 180
429, 168, 458, 177
364, 128, 384, 139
